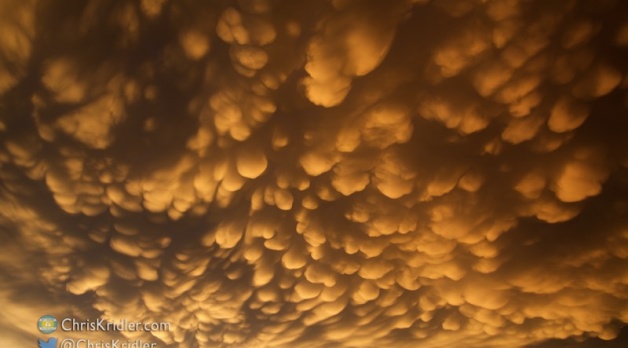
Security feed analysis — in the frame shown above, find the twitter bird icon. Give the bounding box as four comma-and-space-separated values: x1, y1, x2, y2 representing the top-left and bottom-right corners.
38, 337, 58, 348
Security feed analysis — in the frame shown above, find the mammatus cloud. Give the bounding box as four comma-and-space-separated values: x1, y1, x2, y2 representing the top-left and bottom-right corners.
1, 0, 627, 347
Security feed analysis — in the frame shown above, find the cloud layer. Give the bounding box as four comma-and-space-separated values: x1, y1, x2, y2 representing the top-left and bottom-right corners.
1, 0, 627, 347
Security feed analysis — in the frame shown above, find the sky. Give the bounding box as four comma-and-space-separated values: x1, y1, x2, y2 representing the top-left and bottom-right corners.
0, 0, 627, 347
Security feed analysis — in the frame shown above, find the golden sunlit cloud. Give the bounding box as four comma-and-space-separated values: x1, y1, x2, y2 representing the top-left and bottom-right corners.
1, 0, 627, 347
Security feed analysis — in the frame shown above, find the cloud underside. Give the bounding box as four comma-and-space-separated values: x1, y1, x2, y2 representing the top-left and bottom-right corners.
1, 0, 628, 347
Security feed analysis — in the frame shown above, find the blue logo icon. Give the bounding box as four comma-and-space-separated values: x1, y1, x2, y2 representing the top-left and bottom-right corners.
37, 315, 58, 334
38, 337, 58, 348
